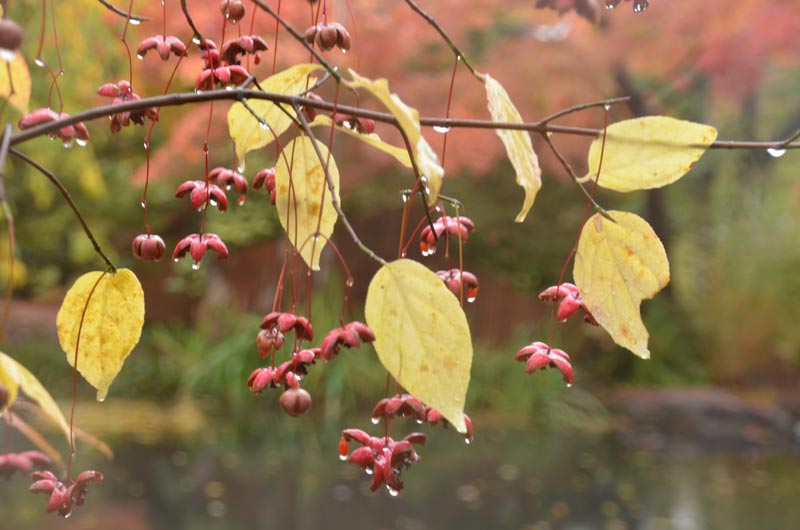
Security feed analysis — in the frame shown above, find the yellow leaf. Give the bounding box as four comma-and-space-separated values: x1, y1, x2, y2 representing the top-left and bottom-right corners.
347, 70, 443, 205
56, 269, 145, 401
484, 73, 542, 222
0, 357, 18, 415
365, 259, 472, 433
227, 63, 324, 163
586, 116, 717, 192
275, 136, 339, 271
0, 51, 31, 115
0, 352, 70, 442
573, 211, 670, 359
311, 114, 412, 168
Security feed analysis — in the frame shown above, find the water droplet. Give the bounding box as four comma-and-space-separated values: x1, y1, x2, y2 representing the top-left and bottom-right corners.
143, 141, 149, 150
415, 419, 423, 424
76, 138, 88, 147
237, 197, 246, 206
433, 125, 451, 134
129, 18, 141, 25
34, 57, 45, 67
401, 194, 408, 204
456, 55, 462, 61
209, 199, 218, 206
464, 438, 471, 445
259, 121, 268, 130
174, 258, 180, 263
237, 161, 246, 173
767, 148, 787, 158
340, 49, 347, 55
141, 200, 147, 209
467, 296, 476, 303
603, 104, 611, 112
63, 511, 72, 519
192, 37, 202, 45
387, 487, 399, 497
192, 262, 201, 270
62, 140, 74, 149
225, 184, 232, 191
371, 416, 380, 425
195, 89, 203, 95
345, 277, 354, 288
136, 53, 144, 60
546, 131, 554, 138
339, 454, 347, 461
633, 0, 649, 13
364, 467, 373, 475
606, 3, 616, 9
566, 383, 573, 388
225, 85, 234, 91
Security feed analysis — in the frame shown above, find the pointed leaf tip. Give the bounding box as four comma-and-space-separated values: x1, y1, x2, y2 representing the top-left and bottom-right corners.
483, 73, 542, 222
573, 211, 669, 358
365, 259, 472, 432
56, 269, 145, 401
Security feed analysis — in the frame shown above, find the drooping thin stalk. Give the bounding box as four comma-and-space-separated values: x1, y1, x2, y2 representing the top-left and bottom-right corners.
540, 132, 614, 221
292, 103, 386, 265
9, 148, 117, 272
66, 271, 107, 480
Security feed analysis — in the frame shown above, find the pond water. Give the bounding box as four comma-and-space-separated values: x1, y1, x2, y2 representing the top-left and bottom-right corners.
2, 411, 799, 530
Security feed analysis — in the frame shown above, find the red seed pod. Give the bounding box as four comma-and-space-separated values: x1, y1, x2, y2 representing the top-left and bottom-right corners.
131, 234, 166, 261
280, 387, 312, 416
0, 19, 24, 57
220, 0, 246, 23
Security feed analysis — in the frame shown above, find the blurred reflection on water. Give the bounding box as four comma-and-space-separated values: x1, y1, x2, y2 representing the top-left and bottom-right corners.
2, 402, 798, 530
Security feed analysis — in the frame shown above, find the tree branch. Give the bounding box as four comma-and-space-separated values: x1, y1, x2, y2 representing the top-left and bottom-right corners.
8, 88, 800, 152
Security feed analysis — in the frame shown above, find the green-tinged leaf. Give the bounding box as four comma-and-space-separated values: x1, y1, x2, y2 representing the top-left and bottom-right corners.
484, 73, 542, 222
573, 211, 670, 359
0, 51, 31, 115
311, 115, 412, 167
275, 136, 339, 270
365, 259, 472, 433
585, 116, 717, 192
0, 358, 18, 414
227, 63, 324, 163
348, 70, 443, 205
0, 352, 70, 442
56, 269, 145, 401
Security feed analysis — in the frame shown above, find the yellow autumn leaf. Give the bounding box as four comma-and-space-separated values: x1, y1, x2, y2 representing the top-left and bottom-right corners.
227, 63, 324, 164
0, 357, 18, 415
348, 70, 444, 205
311, 115, 412, 168
0, 51, 31, 115
573, 211, 670, 359
56, 269, 145, 401
585, 116, 717, 192
0, 352, 70, 442
484, 73, 542, 222
365, 259, 472, 433
275, 136, 339, 271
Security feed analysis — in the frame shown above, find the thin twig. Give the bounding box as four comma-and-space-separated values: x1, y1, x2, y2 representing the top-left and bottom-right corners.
9, 148, 117, 272
540, 132, 614, 221
403, 0, 483, 80
250, 0, 342, 82
292, 103, 386, 265
180, 0, 204, 45
540, 96, 630, 124
97, 0, 150, 22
